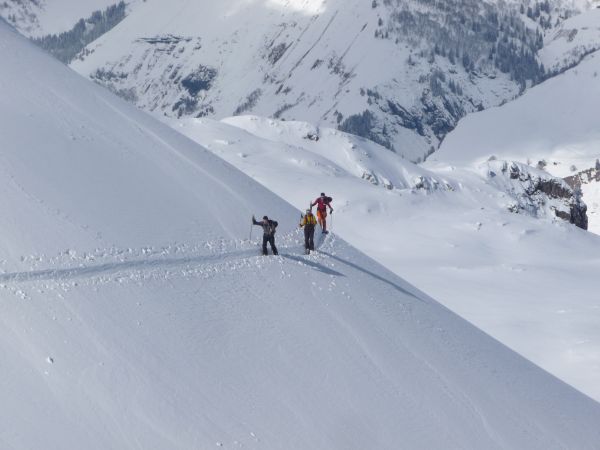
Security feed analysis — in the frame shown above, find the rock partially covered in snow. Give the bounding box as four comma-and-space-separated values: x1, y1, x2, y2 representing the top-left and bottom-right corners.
484, 161, 588, 229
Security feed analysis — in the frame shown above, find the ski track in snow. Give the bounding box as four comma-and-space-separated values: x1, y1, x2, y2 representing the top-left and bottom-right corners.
0, 248, 263, 283
0, 231, 426, 305
0, 233, 335, 285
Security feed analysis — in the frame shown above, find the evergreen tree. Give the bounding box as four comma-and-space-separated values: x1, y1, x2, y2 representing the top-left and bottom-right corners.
33, 2, 127, 64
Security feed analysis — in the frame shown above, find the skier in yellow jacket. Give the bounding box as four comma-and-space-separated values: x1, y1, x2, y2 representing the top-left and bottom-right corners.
299, 209, 317, 254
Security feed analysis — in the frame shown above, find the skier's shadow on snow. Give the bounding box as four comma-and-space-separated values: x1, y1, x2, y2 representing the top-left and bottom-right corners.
0, 249, 344, 283
0, 249, 260, 283
318, 251, 428, 303
281, 254, 345, 277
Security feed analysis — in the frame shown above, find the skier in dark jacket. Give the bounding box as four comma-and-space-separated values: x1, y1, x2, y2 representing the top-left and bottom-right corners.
252, 215, 279, 255
299, 209, 317, 254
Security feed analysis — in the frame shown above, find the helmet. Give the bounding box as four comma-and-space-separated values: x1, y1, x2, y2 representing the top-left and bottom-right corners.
320, 192, 325, 196
262, 216, 268, 220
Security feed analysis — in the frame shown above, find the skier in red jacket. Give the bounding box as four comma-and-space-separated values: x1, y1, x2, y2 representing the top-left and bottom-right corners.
311, 193, 333, 233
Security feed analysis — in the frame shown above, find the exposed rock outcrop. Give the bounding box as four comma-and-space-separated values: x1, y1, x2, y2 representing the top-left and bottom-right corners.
564, 167, 600, 191
486, 161, 588, 230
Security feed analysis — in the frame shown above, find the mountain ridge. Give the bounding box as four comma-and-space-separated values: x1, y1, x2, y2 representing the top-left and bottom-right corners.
59, 0, 598, 161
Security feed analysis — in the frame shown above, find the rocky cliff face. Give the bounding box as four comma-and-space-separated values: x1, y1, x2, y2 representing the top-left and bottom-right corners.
486, 161, 588, 229
564, 166, 599, 231
564, 166, 600, 190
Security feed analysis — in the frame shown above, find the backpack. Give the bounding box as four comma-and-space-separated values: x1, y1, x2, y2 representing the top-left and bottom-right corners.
269, 220, 278, 235
324, 196, 332, 204
302, 214, 317, 226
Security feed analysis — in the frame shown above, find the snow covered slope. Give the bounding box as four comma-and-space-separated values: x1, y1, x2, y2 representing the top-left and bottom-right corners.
0, 0, 120, 37
3, 16, 600, 450
168, 114, 600, 403
541, 7, 600, 73
435, 49, 600, 233
0, 28, 295, 258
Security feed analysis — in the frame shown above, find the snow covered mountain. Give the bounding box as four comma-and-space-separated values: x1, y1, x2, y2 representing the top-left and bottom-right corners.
435, 47, 600, 233
540, 7, 600, 73
53, 0, 596, 162
3, 16, 600, 450
0, 0, 119, 37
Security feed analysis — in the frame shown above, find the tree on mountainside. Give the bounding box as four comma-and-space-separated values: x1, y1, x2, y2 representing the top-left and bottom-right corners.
383, 0, 545, 86
32, 2, 126, 63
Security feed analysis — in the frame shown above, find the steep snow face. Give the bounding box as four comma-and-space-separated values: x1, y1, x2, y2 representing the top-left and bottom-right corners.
0, 22, 296, 261
435, 50, 600, 232
3, 17, 600, 450
0, 0, 121, 37
68, 0, 561, 162
168, 114, 600, 402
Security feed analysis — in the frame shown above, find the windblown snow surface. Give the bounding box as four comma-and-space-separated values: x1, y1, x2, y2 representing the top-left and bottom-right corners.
2, 19, 600, 450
